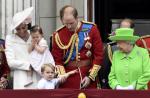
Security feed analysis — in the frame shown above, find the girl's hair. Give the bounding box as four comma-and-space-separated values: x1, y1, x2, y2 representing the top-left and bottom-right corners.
30, 25, 43, 36
41, 63, 55, 73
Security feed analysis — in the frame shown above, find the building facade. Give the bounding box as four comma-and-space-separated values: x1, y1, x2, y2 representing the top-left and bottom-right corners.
0, 0, 94, 44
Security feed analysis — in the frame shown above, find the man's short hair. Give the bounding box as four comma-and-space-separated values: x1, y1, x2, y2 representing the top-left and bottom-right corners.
60, 5, 78, 20
120, 18, 135, 28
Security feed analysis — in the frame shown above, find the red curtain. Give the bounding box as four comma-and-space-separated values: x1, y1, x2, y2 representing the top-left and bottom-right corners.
0, 89, 150, 98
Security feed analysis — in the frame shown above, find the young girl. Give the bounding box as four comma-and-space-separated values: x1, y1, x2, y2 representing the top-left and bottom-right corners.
29, 25, 55, 75
37, 63, 77, 89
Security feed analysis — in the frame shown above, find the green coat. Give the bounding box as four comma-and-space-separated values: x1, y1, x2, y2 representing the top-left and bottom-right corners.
109, 45, 150, 90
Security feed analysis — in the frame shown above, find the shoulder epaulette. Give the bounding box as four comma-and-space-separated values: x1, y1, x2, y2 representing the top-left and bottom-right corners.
56, 25, 65, 32
140, 35, 150, 39
82, 20, 96, 26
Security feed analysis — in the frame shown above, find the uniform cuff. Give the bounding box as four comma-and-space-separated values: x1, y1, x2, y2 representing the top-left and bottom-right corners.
88, 64, 101, 81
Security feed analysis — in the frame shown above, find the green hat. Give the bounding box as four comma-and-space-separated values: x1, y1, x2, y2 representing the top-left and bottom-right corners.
109, 28, 139, 41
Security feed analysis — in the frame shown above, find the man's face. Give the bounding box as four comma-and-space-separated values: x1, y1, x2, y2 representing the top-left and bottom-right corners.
62, 7, 78, 31
120, 21, 131, 28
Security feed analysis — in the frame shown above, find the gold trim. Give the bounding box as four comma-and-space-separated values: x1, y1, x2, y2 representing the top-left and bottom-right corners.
54, 21, 82, 64
75, 37, 79, 61
89, 64, 101, 81
141, 39, 148, 49
82, 20, 96, 26
56, 25, 65, 32
107, 44, 113, 63
64, 35, 76, 64
56, 65, 66, 75
139, 36, 150, 56
140, 35, 150, 39
55, 32, 76, 49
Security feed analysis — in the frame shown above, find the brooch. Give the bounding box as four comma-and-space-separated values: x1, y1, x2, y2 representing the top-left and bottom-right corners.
86, 50, 92, 57
84, 32, 90, 41
85, 41, 92, 49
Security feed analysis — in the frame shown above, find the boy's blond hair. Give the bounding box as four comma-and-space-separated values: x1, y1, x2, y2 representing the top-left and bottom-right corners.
41, 63, 55, 73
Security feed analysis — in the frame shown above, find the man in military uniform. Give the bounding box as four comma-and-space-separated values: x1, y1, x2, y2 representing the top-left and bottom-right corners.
136, 35, 150, 55
52, 5, 103, 89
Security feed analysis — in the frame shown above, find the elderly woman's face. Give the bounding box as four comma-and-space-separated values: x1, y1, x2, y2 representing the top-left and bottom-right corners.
117, 41, 132, 53
15, 23, 28, 38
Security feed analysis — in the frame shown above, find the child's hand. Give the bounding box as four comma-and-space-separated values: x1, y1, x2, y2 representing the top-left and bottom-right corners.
31, 40, 35, 45
31, 40, 37, 46
67, 69, 78, 76
59, 70, 78, 83
59, 74, 68, 83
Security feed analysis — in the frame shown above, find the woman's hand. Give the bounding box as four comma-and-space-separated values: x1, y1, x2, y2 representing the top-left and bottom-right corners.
0, 77, 8, 89
0, 77, 7, 83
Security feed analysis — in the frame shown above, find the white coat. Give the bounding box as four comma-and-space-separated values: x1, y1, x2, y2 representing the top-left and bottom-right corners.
5, 34, 41, 89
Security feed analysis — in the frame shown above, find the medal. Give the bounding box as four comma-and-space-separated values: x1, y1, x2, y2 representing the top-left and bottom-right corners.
84, 32, 90, 41
86, 50, 92, 57
85, 41, 92, 49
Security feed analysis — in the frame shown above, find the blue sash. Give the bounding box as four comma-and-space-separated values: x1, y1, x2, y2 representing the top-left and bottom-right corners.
64, 23, 93, 61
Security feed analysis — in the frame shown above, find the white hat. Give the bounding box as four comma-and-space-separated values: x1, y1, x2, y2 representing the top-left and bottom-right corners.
10, 7, 34, 31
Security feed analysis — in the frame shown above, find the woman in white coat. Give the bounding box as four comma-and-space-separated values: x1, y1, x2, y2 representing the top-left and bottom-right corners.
5, 7, 41, 89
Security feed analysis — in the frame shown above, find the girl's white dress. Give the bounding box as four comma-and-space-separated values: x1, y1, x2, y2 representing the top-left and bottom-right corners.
30, 38, 55, 75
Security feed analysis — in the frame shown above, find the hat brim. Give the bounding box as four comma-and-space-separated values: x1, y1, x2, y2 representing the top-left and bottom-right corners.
10, 7, 34, 31
109, 36, 139, 41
